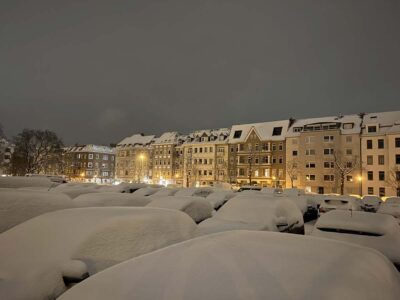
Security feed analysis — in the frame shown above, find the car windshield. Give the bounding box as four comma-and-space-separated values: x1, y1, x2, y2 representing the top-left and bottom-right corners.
317, 227, 383, 237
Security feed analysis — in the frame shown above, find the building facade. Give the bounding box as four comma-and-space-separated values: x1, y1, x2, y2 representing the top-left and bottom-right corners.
361, 111, 400, 197
64, 145, 115, 183
228, 120, 289, 187
115, 134, 155, 183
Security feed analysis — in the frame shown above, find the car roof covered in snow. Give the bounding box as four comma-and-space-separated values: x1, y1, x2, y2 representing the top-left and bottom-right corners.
316, 210, 397, 235
59, 230, 400, 300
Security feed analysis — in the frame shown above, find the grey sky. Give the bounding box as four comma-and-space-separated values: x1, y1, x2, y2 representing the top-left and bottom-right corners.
0, 0, 399, 145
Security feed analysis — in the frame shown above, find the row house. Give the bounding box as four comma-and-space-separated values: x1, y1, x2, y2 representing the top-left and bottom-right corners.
152, 132, 185, 186
361, 111, 400, 197
285, 115, 363, 194
115, 134, 155, 183
182, 128, 231, 187
64, 145, 115, 183
228, 120, 289, 187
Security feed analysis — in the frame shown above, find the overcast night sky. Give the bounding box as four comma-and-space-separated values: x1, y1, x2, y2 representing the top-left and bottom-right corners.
0, 0, 399, 145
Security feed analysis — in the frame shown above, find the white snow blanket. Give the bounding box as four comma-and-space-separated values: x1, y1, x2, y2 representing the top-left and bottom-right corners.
151, 187, 179, 197
0, 189, 73, 233
197, 194, 303, 235
51, 182, 104, 198
147, 196, 213, 223
73, 192, 151, 207
313, 210, 400, 266
0, 207, 196, 300
174, 187, 214, 198
0, 176, 55, 189
205, 190, 235, 209
59, 231, 400, 300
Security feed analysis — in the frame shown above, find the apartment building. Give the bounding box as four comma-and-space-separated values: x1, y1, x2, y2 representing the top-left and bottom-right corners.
152, 132, 185, 186
361, 111, 400, 197
182, 128, 230, 187
285, 115, 362, 194
64, 144, 115, 183
228, 120, 289, 187
115, 134, 155, 183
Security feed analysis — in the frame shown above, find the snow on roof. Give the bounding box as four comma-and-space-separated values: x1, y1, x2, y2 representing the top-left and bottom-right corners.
153, 132, 180, 145
58, 230, 400, 300
316, 210, 397, 236
185, 128, 230, 144
362, 111, 400, 135
117, 134, 155, 147
229, 119, 290, 142
0, 207, 197, 300
65, 144, 115, 154
286, 114, 362, 137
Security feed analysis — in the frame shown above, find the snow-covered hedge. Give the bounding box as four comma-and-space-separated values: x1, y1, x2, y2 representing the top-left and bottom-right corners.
58, 231, 400, 300
0, 207, 197, 300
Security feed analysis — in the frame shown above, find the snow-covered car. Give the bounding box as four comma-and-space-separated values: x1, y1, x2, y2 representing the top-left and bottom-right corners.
72, 192, 151, 207
151, 187, 180, 197
378, 202, 400, 224
131, 187, 161, 197
197, 194, 304, 235
0, 207, 197, 300
312, 210, 400, 270
205, 190, 236, 210
147, 196, 213, 223
0, 189, 73, 233
361, 195, 382, 212
58, 231, 400, 300
274, 194, 318, 222
237, 185, 262, 192
174, 187, 214, 198
385, 197, 400, 205
318, 195, 361, 215
0, 176, 56, 189
51, 182, 103, 198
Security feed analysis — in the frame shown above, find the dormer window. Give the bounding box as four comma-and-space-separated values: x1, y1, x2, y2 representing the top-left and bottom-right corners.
343, 123, 354, 129
293, 127, 302, 132
367, 126, 377, 133
233, 130, 242, 138
272, 127, 283, 136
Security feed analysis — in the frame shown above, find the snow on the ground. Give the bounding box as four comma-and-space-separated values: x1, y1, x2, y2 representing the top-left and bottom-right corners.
312, 210, 400, 266
0, 207, 197, 300
73, 192, 152, 207
0, 188, 74, 233
197, 194, 303, 235
58, 230, 400, 300
146, 196, 213, 223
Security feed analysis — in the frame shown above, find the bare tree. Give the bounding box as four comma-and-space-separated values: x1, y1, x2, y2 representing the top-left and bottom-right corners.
286, 159, 299, 188
386, 166, 400, 197
333, 150, 360, 195
11, 129, 63, 175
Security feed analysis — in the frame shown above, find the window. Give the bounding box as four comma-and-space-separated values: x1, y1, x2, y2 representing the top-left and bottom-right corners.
367, 171, 373, 181
262, 143, 269, 151
305, 136, 315, 144
272, 127, 283, 136
379, 171, 385, 181
379, 187, 385, 197
278, 143, 283, 151
323, 148, 334, 155
278, 156, 283, 164
345, 149, 352, 155
306, 174, 316, 181
293, 127, 302, 132
272, 156, 277, 164
378, 139, 384, 149
396, 154, 400, 165
306, 162, 316, 168
272, 144, 276, 151
367, 126, 377, 133
346, 136, 352, 143
367, 156, 373, 165
343, 123, 354, 129
367, 187, 374, 195
264, 169, 270, 177
366, 140, 373, 149
324, 136, 334, 142
347, 175, 353, 182
396, 138, 400, 148
378, 155, 385, 165
324, 175, 334, 181
324, 161, 334, 168
306, 149, 316, 155
292, 150, 298, 156
88, 154, 93, 159
88, 162, 93, 168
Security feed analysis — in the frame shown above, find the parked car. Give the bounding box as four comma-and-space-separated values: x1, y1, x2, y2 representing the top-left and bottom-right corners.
0, 207, 197, 300
151, 187, 180, 197
174, 187, 214, 198
147, 196, 213, 223
197, 194, 304, 235
318, 195, 361, 215
312, 210, 400, 270
58, 231, 400, 300
73, 192, 151, 208
131, 187, 161, 197
205, 190, 236, 210
361, 195, 382, 212
378, 201, 400, 224
237, 185, 262, 192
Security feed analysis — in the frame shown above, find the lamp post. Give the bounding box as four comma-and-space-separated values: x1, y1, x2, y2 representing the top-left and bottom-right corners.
272, 176, 277, 188
139, 154, 145, 183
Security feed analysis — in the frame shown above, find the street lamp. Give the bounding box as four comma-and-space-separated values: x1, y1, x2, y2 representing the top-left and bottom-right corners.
139, 154, 145, 183
272, 176, 276, 188
357, 175, 363, 196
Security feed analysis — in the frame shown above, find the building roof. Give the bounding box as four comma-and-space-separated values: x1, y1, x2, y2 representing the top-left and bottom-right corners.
184, 128, 230, 144
229, 120, 290, 142
286, 114, 362, 137
153, 132, 180, 145
117, 134, 155, 147
65, 144, 115, 154
362, 111, 400, 135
